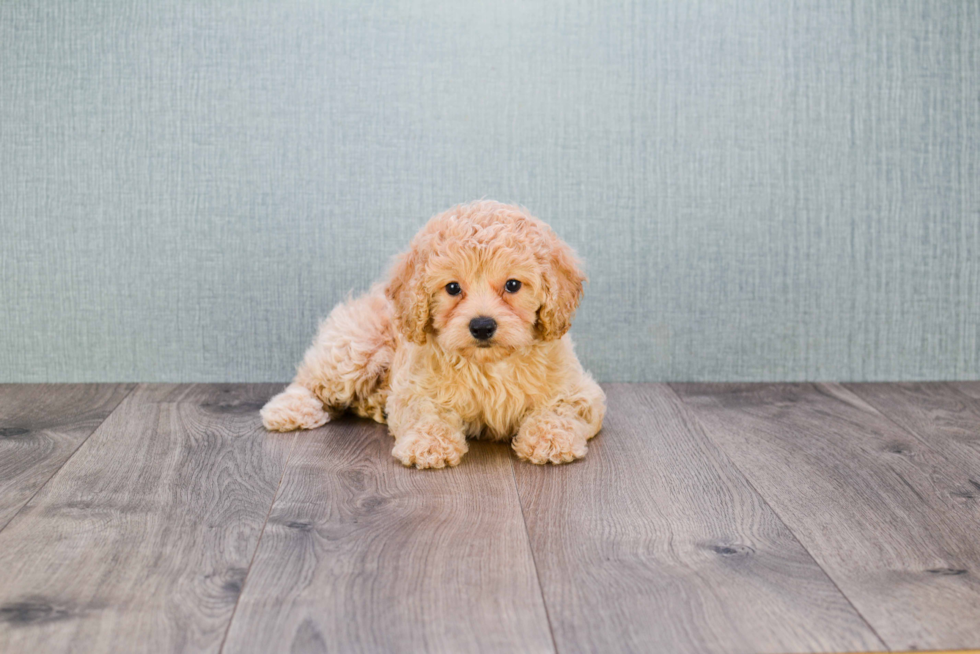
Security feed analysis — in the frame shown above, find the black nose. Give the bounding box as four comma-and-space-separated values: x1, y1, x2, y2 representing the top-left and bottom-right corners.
469, 316, 497, 341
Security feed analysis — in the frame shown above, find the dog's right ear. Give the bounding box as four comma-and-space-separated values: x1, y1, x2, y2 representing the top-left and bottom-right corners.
385, 244, 431, 345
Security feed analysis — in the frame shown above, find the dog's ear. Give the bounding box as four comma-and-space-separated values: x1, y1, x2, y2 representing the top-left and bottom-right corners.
385, 243, 431, 345
537, 229, 585, 341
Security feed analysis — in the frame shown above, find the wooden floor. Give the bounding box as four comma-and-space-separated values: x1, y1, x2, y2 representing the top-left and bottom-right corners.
1, 384, 979, 653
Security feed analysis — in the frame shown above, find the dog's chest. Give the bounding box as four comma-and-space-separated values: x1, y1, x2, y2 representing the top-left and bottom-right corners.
449, 362, 546, 440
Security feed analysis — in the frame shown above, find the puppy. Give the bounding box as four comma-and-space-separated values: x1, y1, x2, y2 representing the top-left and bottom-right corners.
261, 200, 605, 468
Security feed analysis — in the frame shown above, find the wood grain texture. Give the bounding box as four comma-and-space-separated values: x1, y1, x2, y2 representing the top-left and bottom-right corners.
0, 384, 134, 531
0, 384, 295, 653
222, 417, 554, 654
845, 383, 980, 484
671, 383, 980, 651
950, 382, 980, 403
514, 384, 884, 654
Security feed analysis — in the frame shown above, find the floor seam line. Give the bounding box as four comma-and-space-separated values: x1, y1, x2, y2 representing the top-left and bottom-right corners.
218, 426, 301, 653
664, 382, 892, 652
942, 381, 980, 409
510, 459, 560, 654
841, 382, 973, 466
843, 384, 930, 446
0, 382, 139, 536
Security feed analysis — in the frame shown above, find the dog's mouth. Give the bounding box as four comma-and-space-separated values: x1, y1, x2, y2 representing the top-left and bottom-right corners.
476, 342, 493, 349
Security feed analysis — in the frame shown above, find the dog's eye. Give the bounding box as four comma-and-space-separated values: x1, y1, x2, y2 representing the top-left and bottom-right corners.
504, 279, 522, 293
446, 282, 462, 296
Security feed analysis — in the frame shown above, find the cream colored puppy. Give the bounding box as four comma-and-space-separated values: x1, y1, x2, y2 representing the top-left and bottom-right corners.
261, 200, 605, 468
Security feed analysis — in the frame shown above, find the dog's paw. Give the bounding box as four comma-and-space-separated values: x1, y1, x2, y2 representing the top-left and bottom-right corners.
513, 417, 588, 465
392, 425, 467, 469
260, 384, 329, 432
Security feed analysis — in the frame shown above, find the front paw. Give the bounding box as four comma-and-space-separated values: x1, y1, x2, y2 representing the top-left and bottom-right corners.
513, 418, 588, 465
392, 426, 467, 469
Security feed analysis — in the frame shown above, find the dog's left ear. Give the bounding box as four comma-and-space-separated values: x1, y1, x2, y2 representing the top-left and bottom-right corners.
536, 229, 586, 341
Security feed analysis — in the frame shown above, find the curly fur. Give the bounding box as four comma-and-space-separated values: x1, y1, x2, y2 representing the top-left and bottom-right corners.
261, 200, 605, 468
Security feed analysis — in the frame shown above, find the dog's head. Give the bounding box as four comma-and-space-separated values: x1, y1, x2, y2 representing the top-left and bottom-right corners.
385, 201, 585, 361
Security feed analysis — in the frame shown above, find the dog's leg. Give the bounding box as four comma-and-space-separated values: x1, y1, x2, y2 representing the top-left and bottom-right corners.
261, 382, 330, 432
261, 287, 396, 432
386, 393, 467, 469
512, 375, 605, 465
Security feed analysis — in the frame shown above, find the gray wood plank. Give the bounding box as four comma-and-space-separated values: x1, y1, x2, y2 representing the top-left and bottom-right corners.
0, 384, 135, 531
949, 381, 980, 402
671, 382, 980, 651
222, 417, 555, 654
0, 384, 296, 653
845, 383, 980, 486
514, 383, 884, 654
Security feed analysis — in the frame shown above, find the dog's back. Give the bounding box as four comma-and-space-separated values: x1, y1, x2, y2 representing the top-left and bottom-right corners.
262, 284, 397, 430
296, 284, 398, 423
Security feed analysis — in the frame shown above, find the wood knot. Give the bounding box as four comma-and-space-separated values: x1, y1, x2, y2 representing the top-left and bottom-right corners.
200, 401, 264, 414
707, 543, 755, 557
0, 599, 71, 625
358, 496, 388, 511
222, 568, 248, 597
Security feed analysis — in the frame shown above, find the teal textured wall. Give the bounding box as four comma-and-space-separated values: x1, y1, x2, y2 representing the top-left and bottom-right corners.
1, 0, 978, 382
